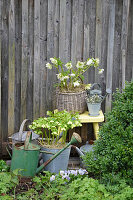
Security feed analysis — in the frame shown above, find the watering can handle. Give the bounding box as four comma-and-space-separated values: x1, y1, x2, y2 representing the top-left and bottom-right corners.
90, 83, 101, 90
18, 119, 31, 141
24, 131, 32, 150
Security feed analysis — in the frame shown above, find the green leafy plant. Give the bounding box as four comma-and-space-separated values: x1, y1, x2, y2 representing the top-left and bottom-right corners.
83, 81, 133, 185
0, 160, 9, 172
46, 57, 104, 92
29, 109, 82, 145
0, 169, 20, 198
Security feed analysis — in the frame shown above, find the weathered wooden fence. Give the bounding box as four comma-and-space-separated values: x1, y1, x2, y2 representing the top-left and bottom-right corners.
0, 0, 133, 156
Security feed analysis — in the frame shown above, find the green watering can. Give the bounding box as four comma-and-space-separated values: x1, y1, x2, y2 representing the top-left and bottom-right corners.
10, 131, 82, 177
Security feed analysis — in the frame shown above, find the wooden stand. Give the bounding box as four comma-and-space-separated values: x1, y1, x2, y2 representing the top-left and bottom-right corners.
69, 111, 104, 144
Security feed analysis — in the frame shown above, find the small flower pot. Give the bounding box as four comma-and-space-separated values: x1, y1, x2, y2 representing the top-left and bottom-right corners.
87, 102, 101, 116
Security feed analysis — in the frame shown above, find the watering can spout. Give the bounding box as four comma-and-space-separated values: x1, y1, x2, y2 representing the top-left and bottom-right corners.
36, 132, 82, 174
72, 145, 84, 156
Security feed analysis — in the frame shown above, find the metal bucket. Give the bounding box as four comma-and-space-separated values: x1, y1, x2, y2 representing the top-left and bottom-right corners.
41, 146, 71, 174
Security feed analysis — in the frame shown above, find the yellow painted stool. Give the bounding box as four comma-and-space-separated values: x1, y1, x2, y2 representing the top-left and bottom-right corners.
79, 111, 104, 140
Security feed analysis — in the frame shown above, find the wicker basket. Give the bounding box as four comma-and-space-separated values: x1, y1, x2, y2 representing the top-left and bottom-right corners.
56, 90, 87, 114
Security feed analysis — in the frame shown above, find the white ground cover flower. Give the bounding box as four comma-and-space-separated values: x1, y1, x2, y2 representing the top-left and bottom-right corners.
50, 175, 55, 182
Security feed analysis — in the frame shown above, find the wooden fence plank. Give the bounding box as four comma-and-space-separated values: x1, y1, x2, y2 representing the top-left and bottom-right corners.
14, 0, 22, 132
87, 0, 96, 83
33, 0, 40, 119
126, 0, 133, 82
1, 0, 9, 143
95, 0, 102, 83
0, 0, 2, 155
27, 0, 34, 121
105, 0, 115, 112
21, 0, 28, 122
112, 0, 123, 92
46, 0, 59, 111
83, 0, 90, 84
8, 0, 15, 135
101, 0, 110, 112
71, 0, 84, 65
59, 0, 71, 63
40, 0, 48, 116
119, 0, 130, 90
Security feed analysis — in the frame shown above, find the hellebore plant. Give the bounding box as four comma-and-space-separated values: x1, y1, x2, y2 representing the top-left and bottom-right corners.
29, 109, 82, 146
46, 57, 104, 92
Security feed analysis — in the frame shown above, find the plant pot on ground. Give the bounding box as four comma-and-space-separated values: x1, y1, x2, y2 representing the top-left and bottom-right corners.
29, 110, 82, 173
46, 57, 104, 114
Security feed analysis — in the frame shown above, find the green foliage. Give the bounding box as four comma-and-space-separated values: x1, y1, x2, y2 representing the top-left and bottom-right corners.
29, 109, 82, 145
83, 81, 133, 185
0, 160, 9, 172
0, 167, 133, 199
0, 169, 19, 198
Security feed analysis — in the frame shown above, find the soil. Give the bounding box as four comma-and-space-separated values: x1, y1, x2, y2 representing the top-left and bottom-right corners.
15, 177, 34, 195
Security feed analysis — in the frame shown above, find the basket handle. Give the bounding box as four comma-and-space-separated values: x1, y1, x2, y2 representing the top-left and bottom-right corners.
18, 119, 31, 141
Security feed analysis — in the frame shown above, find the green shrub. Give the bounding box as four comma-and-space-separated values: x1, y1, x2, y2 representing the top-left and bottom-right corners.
83, 81, 133, 185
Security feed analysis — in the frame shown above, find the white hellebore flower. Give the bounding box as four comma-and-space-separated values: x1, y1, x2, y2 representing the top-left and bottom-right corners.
65, 62, 72, 69
73, 81, 80, 87
87, 59, 93, 66
95, 58, 100, 65
98, 68, 104, 74
67, 121, 72, 125
46, 63, 52, 69
50, 58, 57, 65
76, 61, 84, 69
70, 73, 75, 77
64, 76, 69, 80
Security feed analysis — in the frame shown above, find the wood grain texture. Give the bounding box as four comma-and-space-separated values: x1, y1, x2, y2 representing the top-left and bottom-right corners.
14, 0, 22, 132
33, 0, 40, 119
59, 0, 71, 63
0, 0, 2, 155
21, 0, 28, 121
119, 0, 130, 90
40, 0, 48, 116
112, 0, 122, 92
105, 0, 115, 112
27, 0, 34, 120
46, 0, 59, 111
95, 0, 102, 83
8, 0, 15, 135
71, 0, 84, 65
1, 0, 9, 142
